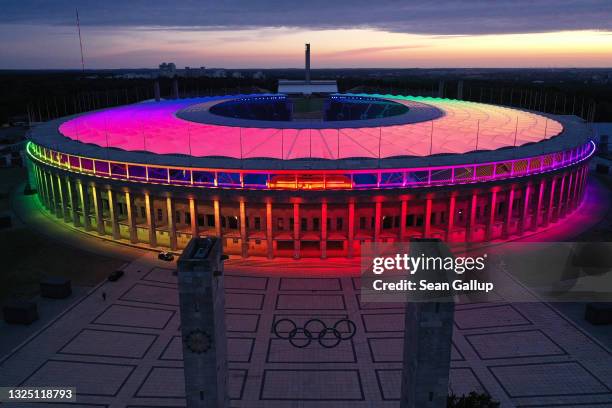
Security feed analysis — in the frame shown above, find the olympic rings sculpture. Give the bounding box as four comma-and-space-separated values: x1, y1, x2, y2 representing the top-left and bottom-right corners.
273, 318, 357, 348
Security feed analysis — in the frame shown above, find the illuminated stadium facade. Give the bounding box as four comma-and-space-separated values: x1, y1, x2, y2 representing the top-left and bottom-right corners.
26, 93, 594, 258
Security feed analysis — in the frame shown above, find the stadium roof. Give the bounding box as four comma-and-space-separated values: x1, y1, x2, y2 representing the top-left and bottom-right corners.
56, 94, 563, 161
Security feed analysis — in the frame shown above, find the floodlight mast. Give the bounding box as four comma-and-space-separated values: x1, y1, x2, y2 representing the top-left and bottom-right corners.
76, 9, 85, 72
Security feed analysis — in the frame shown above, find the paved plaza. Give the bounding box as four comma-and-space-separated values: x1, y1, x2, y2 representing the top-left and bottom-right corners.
1, 253, 611, 408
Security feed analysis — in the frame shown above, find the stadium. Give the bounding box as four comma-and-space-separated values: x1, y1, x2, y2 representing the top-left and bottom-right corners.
25, 90, 594, 259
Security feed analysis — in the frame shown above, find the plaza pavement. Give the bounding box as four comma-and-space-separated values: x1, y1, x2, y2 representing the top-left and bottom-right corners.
0, 180, 611, 407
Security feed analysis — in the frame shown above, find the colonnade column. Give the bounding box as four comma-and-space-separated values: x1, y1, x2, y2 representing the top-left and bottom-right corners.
67, 177, 80, 227
518, 183, 530, 235
239, 199, 248, 258
502, 186, 515, 239
36, 168, 48, 209
125, 191, 137, 243
107, 189, 120, 240
266, 201, 273, 259
374, 201, 382, 242
570, 169, 580, 210
423, 197, 432, 238
347, 201, 355, 258
213, 199, 221, 238
485, 189, 497, 241
573, 168, 581, 209
466, 192, 478, 242
556, 174, 566, 220
321, 201, 327, 259
166, 197, 177, 250
145, 192, 157, 247
39, 168, 50, 209
42, 170, 52, 210
78, 181, 91, 230
47, 172, 60, 217
57, 174, 70, 222
92, 184, 105, 235
544, 177, 557, 226
445, 195, 455, 242
189, 198, 198, 238
293, 202, 300, 259
531, 180, 545, 231
564, 172, 574, 214
400, 198, 408, 241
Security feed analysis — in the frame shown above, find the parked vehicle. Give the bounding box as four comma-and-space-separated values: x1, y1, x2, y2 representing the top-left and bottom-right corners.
158, 251, 175, 261
108, 270, 125, 282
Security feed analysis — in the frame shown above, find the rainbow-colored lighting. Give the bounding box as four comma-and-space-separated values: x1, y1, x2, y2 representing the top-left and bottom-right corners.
57, 95, 563, 160
26, 140, 595, 191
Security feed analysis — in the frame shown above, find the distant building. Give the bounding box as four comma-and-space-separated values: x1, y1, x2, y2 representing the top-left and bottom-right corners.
252, 71, 266, 80
159, 62, 177, 78
183, 66, 206, 78
209, 69, 227, 78
114, 73, 154, 79
231, 71, 244, 79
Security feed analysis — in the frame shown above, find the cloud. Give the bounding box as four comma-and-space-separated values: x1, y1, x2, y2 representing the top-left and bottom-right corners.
1, 0, 611, 35
323, 45, 428, 58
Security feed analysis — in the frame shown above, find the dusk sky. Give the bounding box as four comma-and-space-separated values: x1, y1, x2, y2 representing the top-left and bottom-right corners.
1, 0, 612, 69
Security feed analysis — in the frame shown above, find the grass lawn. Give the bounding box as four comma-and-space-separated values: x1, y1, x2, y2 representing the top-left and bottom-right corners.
0, 227, 125, 302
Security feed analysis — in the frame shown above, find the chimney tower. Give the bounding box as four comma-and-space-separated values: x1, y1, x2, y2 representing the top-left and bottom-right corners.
305, 43, 311, 84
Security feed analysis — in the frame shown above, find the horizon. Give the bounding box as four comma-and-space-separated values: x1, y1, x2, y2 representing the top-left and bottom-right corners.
1, 1, 611, 70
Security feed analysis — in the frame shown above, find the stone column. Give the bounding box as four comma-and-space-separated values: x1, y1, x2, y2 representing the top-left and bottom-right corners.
544, 177, 557, 226
41, 169, 51, 210
125, 191, 137, 243
347, 201, 355, 258
177, 237, 229, 408
266, 201, 273, 259
239, 199, 248, 258
532, 180, 545, 231
570, 169, 579, 210
167, 196, 177, 250
67, 177, 80, 227
145, 192, 157, 247
107, 189, 120, 240
34, 167, 45, 209
214, 199, 222, 238
485, 190, 497, 241
78, 181, 92, 230
47, 172, 60, 217
45, 172, 56, 216
502, 187, 515, 239
466, 192, 478, 242
423, 197, 432, 238
92, 184, 105, 235
189, 198, 198, 238
556, 174, 566, 220
57, 174, 70, 222
445, 195, 455, 242
400, 198, 408, 241
565, 172, 575, 212
374, 201, 382, 242
40, 168, 51, 209
518, 183, 531, 235
293, 202, 300, 259
400, 240, 454, 408
321, 201, 327, 259
566, 172, 573, 212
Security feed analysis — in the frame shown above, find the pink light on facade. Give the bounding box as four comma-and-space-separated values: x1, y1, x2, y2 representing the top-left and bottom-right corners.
57, 95, 563, 160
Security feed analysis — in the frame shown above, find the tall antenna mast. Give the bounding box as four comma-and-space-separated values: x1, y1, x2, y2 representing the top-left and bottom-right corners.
76, 8, 85, 72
